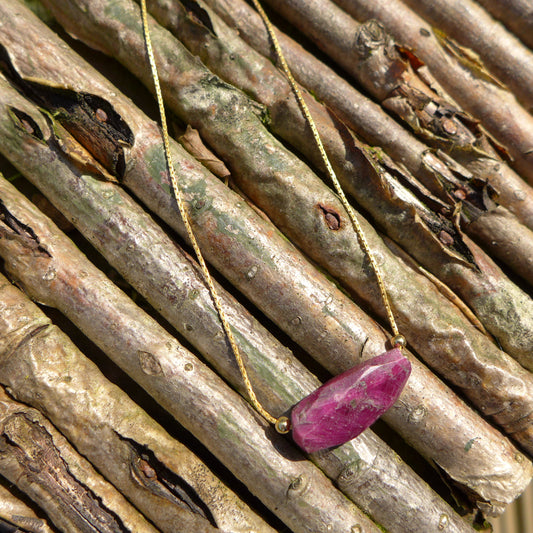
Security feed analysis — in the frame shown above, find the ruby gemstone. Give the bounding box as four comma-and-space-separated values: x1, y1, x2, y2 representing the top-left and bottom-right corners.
290, 348, 411, 453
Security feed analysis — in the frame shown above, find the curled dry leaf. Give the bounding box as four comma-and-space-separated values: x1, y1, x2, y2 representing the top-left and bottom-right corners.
179, 125, 231, 181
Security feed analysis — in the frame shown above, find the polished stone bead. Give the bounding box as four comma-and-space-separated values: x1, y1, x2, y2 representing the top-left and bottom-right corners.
291, 348, 411, 453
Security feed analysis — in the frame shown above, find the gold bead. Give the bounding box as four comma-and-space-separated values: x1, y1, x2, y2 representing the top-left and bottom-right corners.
391, 334, 406, 348
275, 416, 291, 434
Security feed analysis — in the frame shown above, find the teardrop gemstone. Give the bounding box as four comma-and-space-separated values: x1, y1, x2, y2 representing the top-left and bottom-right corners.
290, 348, 411, 453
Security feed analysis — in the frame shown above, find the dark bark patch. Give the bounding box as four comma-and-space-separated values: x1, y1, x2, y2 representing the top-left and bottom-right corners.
181, 0, 216, 35
0, 44, 133, 178
120, 436, 217, 527
0, 199, 51, 257
1, 414, 127, 532
9, 107, 44, 140
317, 204, 341, 230
396, 45, 425, 70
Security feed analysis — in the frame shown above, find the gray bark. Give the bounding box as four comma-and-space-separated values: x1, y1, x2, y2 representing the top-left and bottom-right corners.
0, 480, 54, 533
0, 79, 477, 532
0, 273, 272, 533
475, 0, 533, 50
31, 0, 533, 451
1, 0, 531, 521
0, 387, 159, 533
0, 176, 379, 533
145, 0, 533, 363
202, 0, 533, 234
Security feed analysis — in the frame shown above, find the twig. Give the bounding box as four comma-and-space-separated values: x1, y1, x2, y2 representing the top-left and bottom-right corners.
0, 273, 272, 533
202, 0, 533, 233
475, 0, 533, 51
401, 0, 533, 111
1, 0, 531, 515
0, 479, 54, 533
0, 80, 478, 532
0, 178, 380, 533
32, 0, 533, 452
145, 0, 533, 366
0, 386, 159, 533
328, 0, 533, 182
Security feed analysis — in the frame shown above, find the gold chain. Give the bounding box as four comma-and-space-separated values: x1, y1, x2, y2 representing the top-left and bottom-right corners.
251, 0, 401, 340
140, 0, 403, 427
140, 0, 277, 424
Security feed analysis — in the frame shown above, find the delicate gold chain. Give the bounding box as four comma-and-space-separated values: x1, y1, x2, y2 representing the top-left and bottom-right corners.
251, 0, 400, 340
140, 0, 277, 424
140, 0, 402, 428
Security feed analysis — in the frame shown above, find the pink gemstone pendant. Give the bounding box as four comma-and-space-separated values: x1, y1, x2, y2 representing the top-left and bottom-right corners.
290, 348, 411, 453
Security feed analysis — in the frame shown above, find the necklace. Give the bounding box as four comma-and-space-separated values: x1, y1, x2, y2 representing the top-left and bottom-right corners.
140, 0, 411, 453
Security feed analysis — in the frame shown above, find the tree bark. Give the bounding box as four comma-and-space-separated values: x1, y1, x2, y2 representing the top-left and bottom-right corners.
0, 176, 379, 533
401, 0, 533, 112
0, 479, 54, 533
0, 387, 159, 533
1, 0, 530, 524
0, 82, 478, 532
326, 0, 533, 182
31, 0, 533, 451
0, 273, 272, 533
144, 0, 533, 360
0, 0, 531, 521
202, 0, 533, 234
475, 0, 533, 51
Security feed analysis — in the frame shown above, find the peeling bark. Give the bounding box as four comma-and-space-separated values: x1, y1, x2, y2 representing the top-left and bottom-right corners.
179, 125, 230, 181
0, 480, 54, 533
29, 0, 533, 450
327, 0, 533, 183
0, 276, 271, 533
201, 0, 533, 234
401, 0, 533, 112
0, 85, 478, 532
0, 0, 531, 520
0, 387, 158, 533
143, 0, 533, 362
0, 177, 379, 533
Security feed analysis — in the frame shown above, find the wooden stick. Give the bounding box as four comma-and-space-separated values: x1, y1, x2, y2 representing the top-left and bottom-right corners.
474, 0, 533, 51
145, 0, 533, 366
32, 0, 533, 448
0, 479, 54, 533
0, 178, 380, 533
1, 0, 530, 515
0, 83, 477, 532
401, 0, 533, 111
0, 275, 273, 533
0, 386, 159, 533
202, 0, 533, 234
326, 0, 533, 182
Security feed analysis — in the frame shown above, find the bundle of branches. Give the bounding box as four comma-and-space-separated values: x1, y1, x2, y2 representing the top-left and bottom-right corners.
0, 0, 532, 531
196, 0, 533, 286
